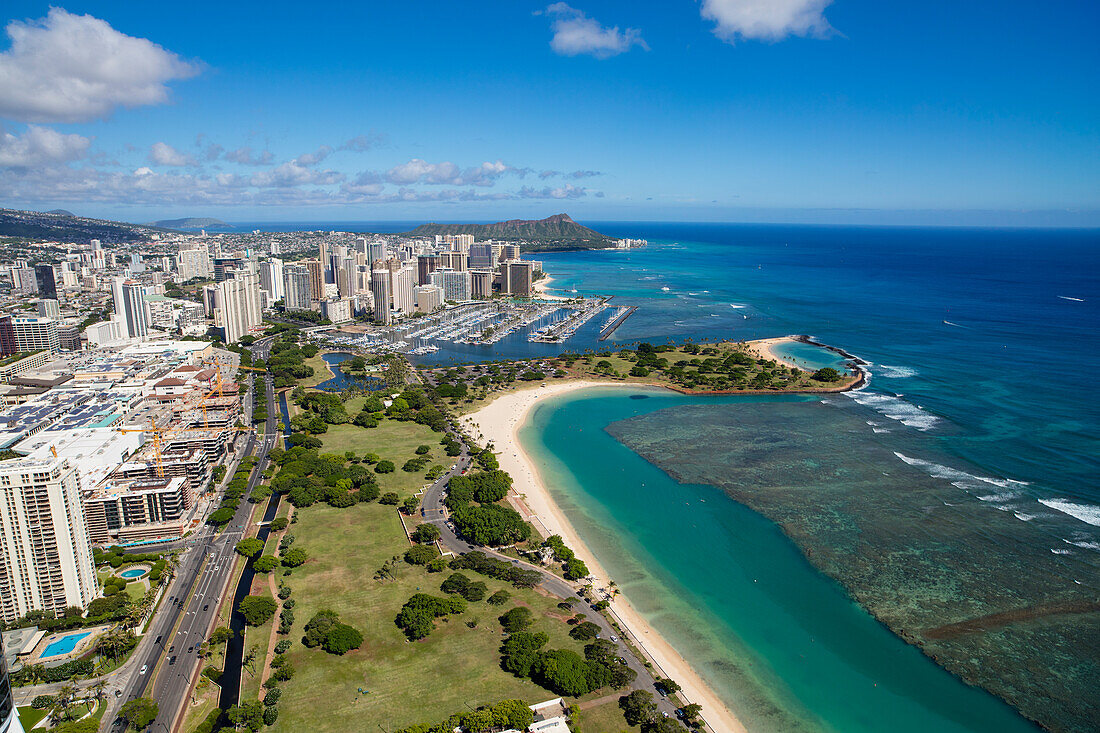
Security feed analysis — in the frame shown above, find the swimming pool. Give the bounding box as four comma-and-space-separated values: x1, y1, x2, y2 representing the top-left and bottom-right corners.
41, 631, 91, 658
120, 567, 147, 578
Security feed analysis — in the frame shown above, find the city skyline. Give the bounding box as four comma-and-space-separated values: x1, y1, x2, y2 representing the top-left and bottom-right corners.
0, 1, 1097, 226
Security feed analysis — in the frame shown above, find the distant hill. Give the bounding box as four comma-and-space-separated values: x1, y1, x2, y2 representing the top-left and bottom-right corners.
150, 217, 230, 230
405, 213, 615, 252
0, 208, 162, 244
46, 209, 75, 216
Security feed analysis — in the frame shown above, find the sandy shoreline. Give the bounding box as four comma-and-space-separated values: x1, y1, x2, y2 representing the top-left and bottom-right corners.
749, 336, 800, 369
460, 381, 747, 733
534, 274, 571, 301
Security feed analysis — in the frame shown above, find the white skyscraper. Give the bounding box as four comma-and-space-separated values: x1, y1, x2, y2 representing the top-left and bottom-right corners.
177, 243, 211, 281
370, 268, 393, 324
283, 266, 311, 311
215, 272, 262, 343
111, 278, 150, 340
259, 258, 285, 303
0, 457, 97, 623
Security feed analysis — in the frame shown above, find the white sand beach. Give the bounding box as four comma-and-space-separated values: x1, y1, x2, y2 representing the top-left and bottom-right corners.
749, 336, 799, 369
460, 381, 747, 733
534, 274, 570, 301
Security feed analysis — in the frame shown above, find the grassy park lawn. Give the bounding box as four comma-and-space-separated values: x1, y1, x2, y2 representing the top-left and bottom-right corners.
319, 418, 444, 496
298, 353, 335, 389
16, 707, 47, 729
573, 699, 638, 733
270, 501, 586, 733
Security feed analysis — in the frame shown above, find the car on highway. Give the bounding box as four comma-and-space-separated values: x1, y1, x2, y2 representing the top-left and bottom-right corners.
139, 665, 147, 675
168, 656, 177, 665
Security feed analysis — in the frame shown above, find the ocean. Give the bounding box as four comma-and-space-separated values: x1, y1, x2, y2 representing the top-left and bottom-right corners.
273, 220, 1098, 730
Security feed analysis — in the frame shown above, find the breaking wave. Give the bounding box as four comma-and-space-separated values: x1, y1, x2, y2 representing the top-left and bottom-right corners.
1039, 499, 1100, 527
846, 392, 941, 430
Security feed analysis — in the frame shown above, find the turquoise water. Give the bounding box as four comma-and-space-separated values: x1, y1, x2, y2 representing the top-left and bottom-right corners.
41, 632, 91, 658
521, 387, 1041, 732
767, 341, 850, 372
120, 567, 146, 578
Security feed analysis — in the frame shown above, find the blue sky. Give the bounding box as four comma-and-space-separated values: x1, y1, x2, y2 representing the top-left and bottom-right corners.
0, 1, 1097, 225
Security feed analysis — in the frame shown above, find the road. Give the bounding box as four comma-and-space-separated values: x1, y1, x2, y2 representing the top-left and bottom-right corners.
418, 424, 691, 724
101, 337, 280, 731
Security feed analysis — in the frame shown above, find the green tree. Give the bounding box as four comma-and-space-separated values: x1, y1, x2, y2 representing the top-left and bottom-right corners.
498, 606, 533, 632
238, 595, 277, 626
404, 544, 438, 565
323, 623, 363, 655
118, 697, 159, 730
253, 555, 279, 573
569, 621, 601, 641
500, 631, 548, 677
411, 523, 440, 543
532, 648, 593, 697
812, 367, 840, 382
487, 589, 511, 606
375, 460, 396, 474
281, 547, 308, 567
619, 690, 658, 726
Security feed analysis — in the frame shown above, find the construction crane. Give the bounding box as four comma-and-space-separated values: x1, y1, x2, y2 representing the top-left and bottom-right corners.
196, 359, 269, 429
115, 418, 255, 478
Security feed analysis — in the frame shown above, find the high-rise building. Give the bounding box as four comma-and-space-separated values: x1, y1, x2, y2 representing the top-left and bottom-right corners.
303, 259, 324, 300
129, 253, 145, 273
469, 270, 493, 299
320, 298, 352, 324
368, 241, 386, 264
501, 260, 536, 297
37, 299, 60, 320
370, 268, 393, 324
283, 266, 311, 310
12, 317, 60, 353
417, 255, 441, 286
177, 243, 211, 281
502, 244, 521, 261
432, 268, 472, 302
0, 317, 16, 357
111, 278, 150, 340
34, 264, 57, 300
440, 251, 467, 271
215, 272, 262, 343
413, 285, 443, 313
337, 256, 357, 298
469, 243, 496, 270
259, 258, 284, 303
0, 457, 97, 624
0, 635, 20, 733
16, 268, 36, 295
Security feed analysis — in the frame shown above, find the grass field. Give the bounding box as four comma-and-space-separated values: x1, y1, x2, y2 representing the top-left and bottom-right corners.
269, 501, 589, 733
16, 706, 47, 729
319, 417, 444, 496
298, 353, 335, 389
181, 677, 220, 733
573, 699, 638, 733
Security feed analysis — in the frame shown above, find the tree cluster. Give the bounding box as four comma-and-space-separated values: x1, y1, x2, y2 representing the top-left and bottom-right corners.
395, 593, 466, 640
302, 610, 363, 655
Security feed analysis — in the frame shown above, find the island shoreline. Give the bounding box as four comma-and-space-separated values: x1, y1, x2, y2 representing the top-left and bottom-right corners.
460, 380, 748, 733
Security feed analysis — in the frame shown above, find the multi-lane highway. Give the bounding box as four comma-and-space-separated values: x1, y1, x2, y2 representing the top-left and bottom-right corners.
104, 337, 280, 731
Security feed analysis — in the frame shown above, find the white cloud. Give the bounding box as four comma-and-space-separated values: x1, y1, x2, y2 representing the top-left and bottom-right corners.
0, 8, 201, 123
250, 161, 345, 188
546, 3, 647, 59
0, 125, 91, 168
518, 183, 587, 199
149, 141, 195, 167
701, 0, 834, 43
384, 158, 522, 186
224, 147, 275, 166
293, 145, 333, 167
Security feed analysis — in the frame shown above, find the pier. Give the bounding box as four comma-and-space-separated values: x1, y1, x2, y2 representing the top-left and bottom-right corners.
597, 305, 637, 341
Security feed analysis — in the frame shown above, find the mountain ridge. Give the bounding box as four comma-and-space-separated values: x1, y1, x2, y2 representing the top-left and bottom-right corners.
404, 213, 615, 252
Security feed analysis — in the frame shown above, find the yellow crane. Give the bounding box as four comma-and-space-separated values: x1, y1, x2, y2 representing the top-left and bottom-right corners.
115, 418, 255, 477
